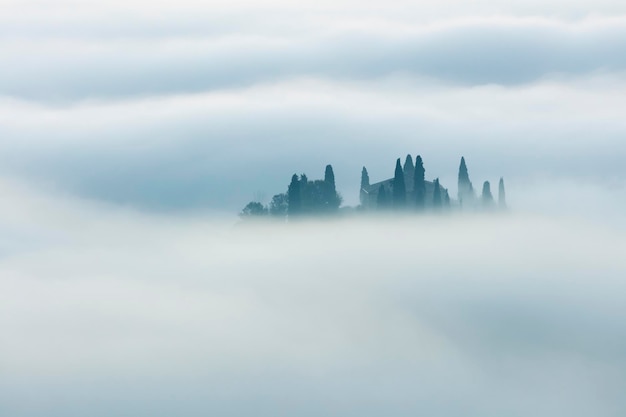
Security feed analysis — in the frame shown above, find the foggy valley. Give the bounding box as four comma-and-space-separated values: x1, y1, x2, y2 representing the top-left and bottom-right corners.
2, 0, 626, 415
1, 178, 625, 416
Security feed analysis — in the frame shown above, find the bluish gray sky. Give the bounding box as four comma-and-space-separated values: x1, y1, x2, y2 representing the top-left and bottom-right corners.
1, 0, 626, 211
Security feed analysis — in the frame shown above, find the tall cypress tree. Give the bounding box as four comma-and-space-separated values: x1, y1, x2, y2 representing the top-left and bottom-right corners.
360, 166, 370, 208
413, 155, 426, 210
287, 174, 301, 218
324, 165, 335, 189
498, 177, 506, 209
403, 154, 415, 192
392, 158, 406, 209
361, 167, 370, 189
458, 157, 474, 205
299, 174, 309, 214
433, 178, 442, 209
323, 164, 339, 212
482, 181, 494, 207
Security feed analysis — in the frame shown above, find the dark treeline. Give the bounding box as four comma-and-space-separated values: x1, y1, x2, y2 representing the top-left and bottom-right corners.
241, 164, 342, 220
240, 155, 506, 220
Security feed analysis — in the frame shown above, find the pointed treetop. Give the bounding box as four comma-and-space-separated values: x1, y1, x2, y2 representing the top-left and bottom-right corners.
324, 164, 335, 188
403, 154, 415, 173
323, 164, 339, 211
393, 158, 406, 208
361, 167, 370, 189
458, 157, 469, 182
458, 156, 474, 203
482, 181, 494, 204
498, 177, 506, 208
288, 174, 301, 218
413, 155, 426, 209
414, 155, 425, 179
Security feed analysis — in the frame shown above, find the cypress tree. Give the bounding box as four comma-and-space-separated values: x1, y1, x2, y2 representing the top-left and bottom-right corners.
482, 181, 494, 207
433, 178, 442, 209
498, 177, 506, 209
361, 167, 370, 189
403, 154, 415, 192
323, 164, 339, 212
360, 166, 370, 207
413, 155, 426, 210
403, 154, 414, 171
377, 185, 388, 210
287, 174, 301, 218
458, 157, 474, 205
299, 174, 309, 214
392, 158, 406, 209
324, 165, 335, 189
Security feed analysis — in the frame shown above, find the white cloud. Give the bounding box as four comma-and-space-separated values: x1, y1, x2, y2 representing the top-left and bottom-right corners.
2, 16, 626, 101
0, 180, 625, 416
1, 75, 625, 209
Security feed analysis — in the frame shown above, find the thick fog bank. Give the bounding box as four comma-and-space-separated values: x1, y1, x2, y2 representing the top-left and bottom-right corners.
1, 181, 625, 416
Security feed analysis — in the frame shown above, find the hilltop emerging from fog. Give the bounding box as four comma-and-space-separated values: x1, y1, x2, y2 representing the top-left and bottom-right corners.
241, 155, 506, 219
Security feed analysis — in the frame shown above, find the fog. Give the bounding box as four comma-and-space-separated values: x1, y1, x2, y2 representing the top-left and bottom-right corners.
1, 179, 625, 416
2, 0, 626, 415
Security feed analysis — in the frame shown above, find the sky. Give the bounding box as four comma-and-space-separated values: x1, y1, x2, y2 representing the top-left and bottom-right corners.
1, 0, 626, 211
1, 1, 626, 416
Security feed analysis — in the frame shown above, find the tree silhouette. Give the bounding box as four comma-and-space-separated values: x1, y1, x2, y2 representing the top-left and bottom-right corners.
433, 178, 442, 209
324, 164, 340, 212
392, 158, 406, 209
403, 154, 415, 192
482, 180, 494, 207
287, 174, 301, 218
240, 201, 267, 217
269, 193, 288, 217
360, 166, 370, 207
458, 157, 474, 205
413, 155, 426, 210
361, 167, 370, 189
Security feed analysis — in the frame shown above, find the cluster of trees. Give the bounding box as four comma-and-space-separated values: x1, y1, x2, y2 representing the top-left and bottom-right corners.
240, 165, 341, 219
458, 156, 506, 210
364, 155, 450, 211
240, 155, 506, 220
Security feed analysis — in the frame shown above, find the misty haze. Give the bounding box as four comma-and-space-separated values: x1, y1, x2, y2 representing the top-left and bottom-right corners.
1, 0, 626, 416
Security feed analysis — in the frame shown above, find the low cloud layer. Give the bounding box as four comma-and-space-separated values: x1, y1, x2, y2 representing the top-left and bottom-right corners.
0, 181, 625, 416
2, 17, 626, 102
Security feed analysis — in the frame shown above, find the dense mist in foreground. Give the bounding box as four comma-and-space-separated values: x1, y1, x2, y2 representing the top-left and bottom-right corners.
1, 180, 625, 416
